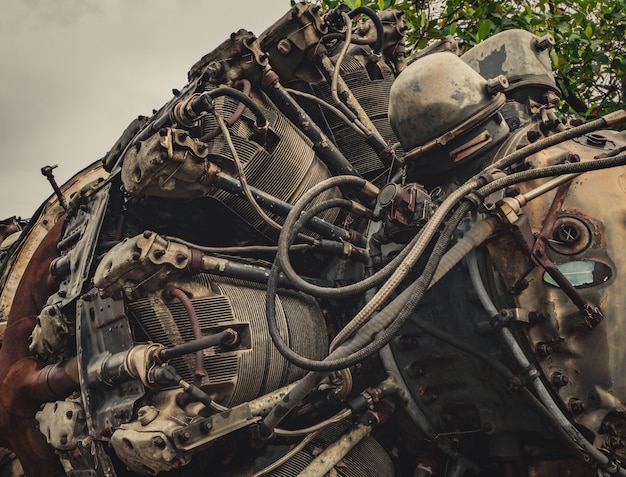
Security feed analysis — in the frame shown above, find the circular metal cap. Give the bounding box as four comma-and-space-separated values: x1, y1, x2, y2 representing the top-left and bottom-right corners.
389, 52, 506, 156
461, 29, 560, 96
377, 183, 402, 208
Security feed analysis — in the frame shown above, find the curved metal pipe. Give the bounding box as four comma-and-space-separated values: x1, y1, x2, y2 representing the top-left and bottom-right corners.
466, 233, 626, 475
198, 79, 252, 142
25, 357, 80, 402
164, 287, 206, 386
191, 86, 268, 129
347, 6, 385, 54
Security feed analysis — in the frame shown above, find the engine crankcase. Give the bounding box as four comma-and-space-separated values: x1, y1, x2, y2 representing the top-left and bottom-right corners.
486, 126, 626, 453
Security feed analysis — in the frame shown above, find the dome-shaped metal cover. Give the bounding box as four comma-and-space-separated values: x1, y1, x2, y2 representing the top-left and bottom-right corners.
389, 52, 506, 156
461, 29, 560, 96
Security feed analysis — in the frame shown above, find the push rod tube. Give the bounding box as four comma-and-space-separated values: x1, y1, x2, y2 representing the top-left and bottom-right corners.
212, 169, 366, 247
262, 71, 362, 178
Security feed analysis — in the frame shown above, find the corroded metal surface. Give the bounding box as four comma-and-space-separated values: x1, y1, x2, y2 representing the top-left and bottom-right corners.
2, 3, 626, 476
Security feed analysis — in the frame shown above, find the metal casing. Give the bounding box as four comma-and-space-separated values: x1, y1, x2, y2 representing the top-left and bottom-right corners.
390, 52, 505, 152
486, 127, 626, 455
388, 52, 507, 175
461, 29, 560, 96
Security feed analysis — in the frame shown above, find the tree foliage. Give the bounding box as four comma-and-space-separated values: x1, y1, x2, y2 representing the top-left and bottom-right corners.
317, 0, 625, 118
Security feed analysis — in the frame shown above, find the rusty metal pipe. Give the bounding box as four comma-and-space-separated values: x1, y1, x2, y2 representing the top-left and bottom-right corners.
24, 357, 80, 402
165, 287, 206, 386
198, 79, 252, 142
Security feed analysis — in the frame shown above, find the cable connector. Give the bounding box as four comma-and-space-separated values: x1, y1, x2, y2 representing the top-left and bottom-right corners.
489, 309, 516, 331
462, 190, 484, 211
507, 364, 539, 392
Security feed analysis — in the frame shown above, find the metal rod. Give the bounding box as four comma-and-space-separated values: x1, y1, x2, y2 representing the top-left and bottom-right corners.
262, 75, 362, 178
198, 254, 334, 288
213, 171, 366, 247
158, 329, 236, 362
165, 287, 206, 385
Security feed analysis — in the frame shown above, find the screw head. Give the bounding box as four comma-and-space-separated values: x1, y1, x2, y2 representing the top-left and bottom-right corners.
536, 343, 553, 358
554, 222, 581, 245
551, 372, 569, 387
569, 398, 586, 415
526, 130, 542, 143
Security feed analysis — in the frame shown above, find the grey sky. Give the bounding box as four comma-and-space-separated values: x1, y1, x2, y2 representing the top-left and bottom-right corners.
0, 0, 293, 219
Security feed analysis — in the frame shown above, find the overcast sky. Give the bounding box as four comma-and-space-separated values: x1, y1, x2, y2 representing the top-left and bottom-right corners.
0, 0, 293, 220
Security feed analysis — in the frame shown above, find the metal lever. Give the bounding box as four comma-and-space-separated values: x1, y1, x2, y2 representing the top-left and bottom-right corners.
41, 164, 68, 212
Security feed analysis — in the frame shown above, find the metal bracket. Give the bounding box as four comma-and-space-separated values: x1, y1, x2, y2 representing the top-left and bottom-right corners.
77, 289, 145, 440
172, 402, 260, 452
510, 180, 603, 328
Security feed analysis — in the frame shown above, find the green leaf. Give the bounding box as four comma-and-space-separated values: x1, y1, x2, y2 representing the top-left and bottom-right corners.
336, 0, 624, 116
343, 0, 360, 9
477, 19, 492, 40
419, 11, 427, 28
574, 13, 585, 25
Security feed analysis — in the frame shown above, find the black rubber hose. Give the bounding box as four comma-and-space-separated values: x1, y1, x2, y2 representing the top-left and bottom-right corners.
265, 202, 470, 372
260, 202, 471, 437
275, 176, 427, 298
348, 7, 385, 54
276, 155, 626, 301
265, 154, 626, 371
191, 86, 268, 129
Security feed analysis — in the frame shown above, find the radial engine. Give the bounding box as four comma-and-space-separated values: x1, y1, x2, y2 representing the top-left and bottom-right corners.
1, 4, 626, 477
